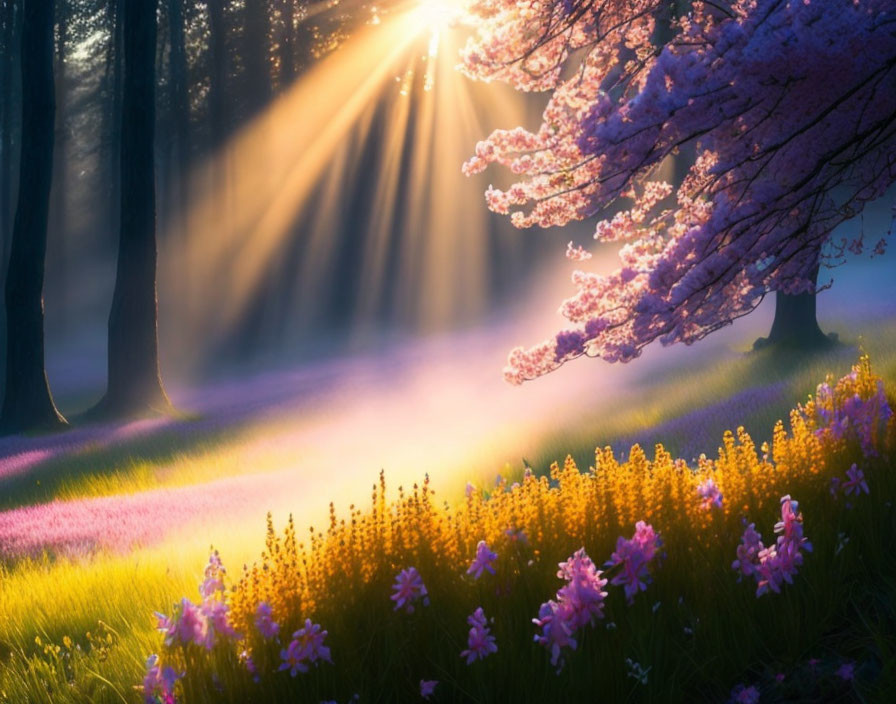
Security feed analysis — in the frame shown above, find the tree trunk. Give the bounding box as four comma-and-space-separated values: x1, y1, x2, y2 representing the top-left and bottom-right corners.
754, 266, 835, 350
243, 0, 272, 116
206, 0, 229, 149
92, 0, 171, 418
0, 0, 67, 434
166, 0, 189, 205
50, 5, 68, 333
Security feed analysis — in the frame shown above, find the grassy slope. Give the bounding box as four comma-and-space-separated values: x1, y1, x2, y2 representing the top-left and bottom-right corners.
1, 325, 895, 703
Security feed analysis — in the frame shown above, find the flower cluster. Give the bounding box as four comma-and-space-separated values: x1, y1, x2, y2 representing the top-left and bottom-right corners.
811, 375, 892, 457
733, 496, 812, 597
467, 540, 498, 579
278, 619, 332, 677
697, 477, 723, 511
463, 0, 896, 383
460, 607, 497, 664
533, 548, 608, 668
254, 601, 280, 640
390, 567, 429, 613
605, 522, 662, 604
155, 553, 240, 650
142, 654, 181, 704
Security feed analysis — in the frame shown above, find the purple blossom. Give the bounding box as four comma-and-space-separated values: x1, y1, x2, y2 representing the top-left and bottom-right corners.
836, 662, 855, 681
391, 567, 429, 613
278, 619, 332, 676
841, 464, 869, 496
605, 522, 661, 603
142, 654, 181, 704
420, 679, 438, 699
729, 683, 760, 704
467, 540, 498, 579
460, 607, 497, 664
254, 601, 280, 640
697, 477, 723, 510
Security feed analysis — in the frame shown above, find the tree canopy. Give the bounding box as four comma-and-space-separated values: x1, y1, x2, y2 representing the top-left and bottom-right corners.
463, 0, 896, 383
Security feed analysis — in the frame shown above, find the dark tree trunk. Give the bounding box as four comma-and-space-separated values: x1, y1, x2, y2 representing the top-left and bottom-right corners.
101, 0, 125, 246
165, 0, 190, 217
243, 0, 272, 116
206, 0, 229, 149
50, 5, 68, 332
278, 0, 295, 88
92, 0, 171, 418
0, 0, 67, 434
0, 0, 19, 267
754, 266, 836, 350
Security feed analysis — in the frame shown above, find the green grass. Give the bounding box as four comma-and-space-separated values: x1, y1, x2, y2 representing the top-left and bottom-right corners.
2, 326, 896, 702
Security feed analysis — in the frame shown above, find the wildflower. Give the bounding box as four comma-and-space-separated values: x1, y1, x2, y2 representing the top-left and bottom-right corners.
505, 527, 528, 545
391, 567, 429, 613
254, 601, 280, 640
278, 619, 332, 676
239, 649, 260, 683
467, 541, 498, 579
606, 522, 661, 603
556, 548, 608, 628
169, 598, 208, 648
420, 679, 438, 699
201, 599, 240, 646
841, 464, 869, 496
143, 654, 181, 704
836, 662, 855, 681
697, 477, 723, 510
199, 551, 226, 599
460, 607, 497, 664
732, 523, 763, 579
729, 683, 760, 704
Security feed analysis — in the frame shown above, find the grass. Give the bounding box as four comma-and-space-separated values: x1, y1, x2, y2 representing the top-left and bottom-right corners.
1, 335, 895, 702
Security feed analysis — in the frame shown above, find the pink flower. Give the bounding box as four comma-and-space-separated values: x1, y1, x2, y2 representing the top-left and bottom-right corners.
199, 551, 226, 599
254, 601, 280, 640
142, 654, 181, 704
697, 477, 723, 510
460, 607, 497, 664
532, 598, 578, 667
201, 599, 240, 647
732, 523, 763, 579
467, 540, 498, 579
278, 619, 332, 676
164, 598, 208, 648
420, 679, 438, 699
391, 567, 429, 613
841, 464, 869, 496
606, 522, 662, 603
556, 548, 608, 629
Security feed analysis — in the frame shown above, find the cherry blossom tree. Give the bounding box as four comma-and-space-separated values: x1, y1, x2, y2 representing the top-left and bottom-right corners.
462, 0, 896, 383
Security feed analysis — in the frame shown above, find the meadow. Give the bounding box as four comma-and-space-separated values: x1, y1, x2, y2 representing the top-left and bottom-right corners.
1, 329, 895, 703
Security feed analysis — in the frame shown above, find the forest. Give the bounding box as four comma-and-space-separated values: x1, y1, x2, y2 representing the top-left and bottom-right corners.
1, 1, 895, 702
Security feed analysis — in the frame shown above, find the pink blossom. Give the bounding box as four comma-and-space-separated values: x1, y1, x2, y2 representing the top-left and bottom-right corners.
391, 567, 429, 613
142, 654, 181, 704
605, 522, 662, 603
467, 540, 498, 579
460, 607, 497, 664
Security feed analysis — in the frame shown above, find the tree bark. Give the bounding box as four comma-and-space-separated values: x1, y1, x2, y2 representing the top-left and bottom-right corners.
0, 0, 19, 268
206, 0, 229, 149
754, 266, 836, 350
243, 0, 272, 116
0, 0, 67, 434
50, 5, 68, 332
92, 0, 171, 418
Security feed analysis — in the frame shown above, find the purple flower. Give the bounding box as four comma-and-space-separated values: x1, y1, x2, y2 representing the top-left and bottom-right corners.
199, 551, 226, 599
142, 654, 181, 704
556, 548, 608, 629
729, 683, 760, 704
391, 567, 429, 613
467, 540, 498, 579
533, 599, 578, 667
605, 522, 661, 603
836, 662, 855, 681
278, 619, 332, 676
841, 464, 869, 496
254, 601, 280, 640
697, 477, 723, 510
201, 599, 240, 647
460, 607, 497, 664
420, 679, 438, 699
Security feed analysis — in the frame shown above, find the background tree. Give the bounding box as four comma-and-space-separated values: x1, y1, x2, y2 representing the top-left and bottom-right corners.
1, 0, 67, 433
462, 0, 896, 383
92, 0, 171, 417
